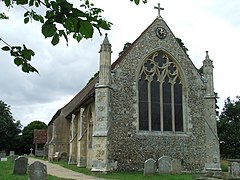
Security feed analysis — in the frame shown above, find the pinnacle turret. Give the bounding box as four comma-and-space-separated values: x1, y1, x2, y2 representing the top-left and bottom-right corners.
100, 33, 112, 53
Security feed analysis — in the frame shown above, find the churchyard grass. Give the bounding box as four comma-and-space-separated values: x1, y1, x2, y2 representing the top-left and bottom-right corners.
52, 159, 192, 179
220, 159, 228, 172
0, 157, 70, 180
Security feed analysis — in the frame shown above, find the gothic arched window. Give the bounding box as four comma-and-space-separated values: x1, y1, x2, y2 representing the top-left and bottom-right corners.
138, 51, 183, 132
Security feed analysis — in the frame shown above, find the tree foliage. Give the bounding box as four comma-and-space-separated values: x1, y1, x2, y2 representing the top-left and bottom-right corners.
0, 100, 22, 152
1, 0, 147, 73
217, 96, 240, 158
21, 120, 47, 154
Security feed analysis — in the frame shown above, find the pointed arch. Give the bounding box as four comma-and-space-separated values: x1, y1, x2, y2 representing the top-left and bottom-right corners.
137, 50, 185, 132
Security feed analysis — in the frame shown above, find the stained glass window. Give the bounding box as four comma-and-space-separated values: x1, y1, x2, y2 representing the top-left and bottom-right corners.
138, 51, 183, 132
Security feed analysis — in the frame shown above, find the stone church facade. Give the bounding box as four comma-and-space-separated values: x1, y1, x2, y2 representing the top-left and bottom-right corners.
46, 12, 221, 172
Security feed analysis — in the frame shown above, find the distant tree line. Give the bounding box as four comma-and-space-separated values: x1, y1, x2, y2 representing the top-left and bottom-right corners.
217, 96, 240, 159
0, 100, 47, 155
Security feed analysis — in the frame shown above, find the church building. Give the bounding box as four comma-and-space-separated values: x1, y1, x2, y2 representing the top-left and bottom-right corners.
46, 4, 221, 172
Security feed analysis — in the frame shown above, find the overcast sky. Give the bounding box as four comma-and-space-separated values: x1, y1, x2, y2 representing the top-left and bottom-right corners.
0, 0, 239, 127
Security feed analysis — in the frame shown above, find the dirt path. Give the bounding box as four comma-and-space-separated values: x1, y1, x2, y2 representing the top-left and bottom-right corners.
28, 157, 106, 180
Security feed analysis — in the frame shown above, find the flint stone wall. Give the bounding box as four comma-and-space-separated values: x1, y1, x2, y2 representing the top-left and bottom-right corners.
107, 18, 206, 171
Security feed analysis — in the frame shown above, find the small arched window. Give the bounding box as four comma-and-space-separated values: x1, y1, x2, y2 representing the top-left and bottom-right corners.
138, 51, 183, 132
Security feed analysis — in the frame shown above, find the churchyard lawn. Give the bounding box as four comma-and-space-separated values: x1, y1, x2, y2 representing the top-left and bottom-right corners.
51, 159, 229, 179
0, 157, 71, 180
52, 159, 192, 180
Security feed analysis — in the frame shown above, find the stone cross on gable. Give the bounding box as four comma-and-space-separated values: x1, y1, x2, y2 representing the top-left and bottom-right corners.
154, 3, 164, 17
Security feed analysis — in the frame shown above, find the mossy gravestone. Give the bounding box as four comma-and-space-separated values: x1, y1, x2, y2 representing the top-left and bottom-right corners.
158, 156, 172, 174
28, 161, 48, 180
144, 158, 156, 176
13, 156, 28, 175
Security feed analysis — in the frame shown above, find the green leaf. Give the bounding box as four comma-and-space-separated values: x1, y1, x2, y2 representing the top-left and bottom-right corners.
59, 30, 68, 44
55, 13, 65, 23
4, 0, 11, 6
35, 1, 39, 7
50, 1, 58, 11
46, 10, 55, 19
22, 64, 30, 73
73, 33, 82, 43
98, 20, 111, 30
71, 8, 86, 17
39, 16, 44, 23
14, 58, 24, 66
24, 11, 29, 17
79, 20, 93, 38
22, 50, 32, 60
134, 0, 140, 5
29, 49, 35, 56
51, 33, 59, 46
16, 0, 28, 5
64, 16, 78, 32
33, 14, 40, 21
1, 46, 10, 51
29, 0, 34, 6
42, 23, 57, 38
29, 66, 39, 73
24, 17, 29, 24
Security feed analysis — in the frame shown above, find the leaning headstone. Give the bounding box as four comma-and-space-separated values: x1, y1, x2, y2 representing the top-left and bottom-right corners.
158, 156, 172, 173
12, 156, 28, 175
144, 158, 156, 176
9, 151, 15, 156
171, 159, 181, 173
28, 161, 48, 180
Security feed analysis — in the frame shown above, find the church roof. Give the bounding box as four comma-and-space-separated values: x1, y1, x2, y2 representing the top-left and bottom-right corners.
33, 129, 47, 144
48, 18, 157, 125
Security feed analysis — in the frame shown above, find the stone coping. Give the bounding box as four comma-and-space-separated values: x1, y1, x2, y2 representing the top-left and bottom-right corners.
228, 159, 240, 162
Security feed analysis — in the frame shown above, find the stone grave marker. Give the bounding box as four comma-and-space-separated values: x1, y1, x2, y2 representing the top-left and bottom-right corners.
11, 155, 19, 163
231, 161, 240, 178
28, 161, 47, 180
0, 151, 6, 158
171, 159, 181, 173
144, 158, 156, 176
29, 148, 34, 157
0, 151, 7, 161
60, 152, 68, 162
12, 156, 28, 175
1, 157, 7, 161
9, 151, 15, 156
158, 156, 172, 173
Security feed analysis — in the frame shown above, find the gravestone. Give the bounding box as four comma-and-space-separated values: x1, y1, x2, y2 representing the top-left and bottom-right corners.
1, 157, 7, 161
11, 155, 19, 163
28, 161, 48, 180
29, 148, 34, 157
158, 156, 172, 173
13, 156, 28, 175
144, 158, 156, 176
171, 159, 181, 173
231, 162, 240, 178
60, 152, 68, 162
0, 151, 6, 158
9, 151, 15, 156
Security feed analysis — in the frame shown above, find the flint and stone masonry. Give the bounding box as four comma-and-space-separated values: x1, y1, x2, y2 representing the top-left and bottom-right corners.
46, 10, 221, 172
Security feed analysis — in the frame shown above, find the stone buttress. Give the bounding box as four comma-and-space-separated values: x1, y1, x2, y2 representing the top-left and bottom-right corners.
92, 34, 112, 172
203, 51, 221, 171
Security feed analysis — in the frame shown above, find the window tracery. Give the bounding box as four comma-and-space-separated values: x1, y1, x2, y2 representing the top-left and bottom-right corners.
138, 51, 183, 132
